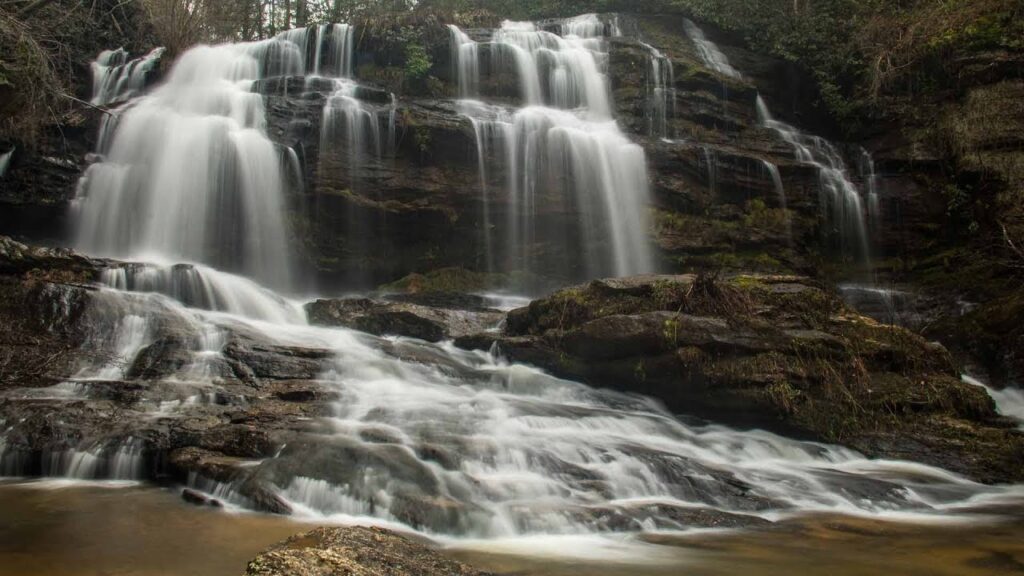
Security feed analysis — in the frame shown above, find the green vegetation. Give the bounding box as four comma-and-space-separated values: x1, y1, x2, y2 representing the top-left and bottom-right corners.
404, 43, 432, 79
422, 0, 1021, 135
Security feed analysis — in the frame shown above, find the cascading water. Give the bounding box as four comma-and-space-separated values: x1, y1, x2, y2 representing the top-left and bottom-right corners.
76, 39, 298, 289
100, 263, 306, 324
6, 14, 1024, 562
75, 23, 382, 291
682, 18, 870, 265
320, 80, 397, 187
449, 16, 655, 281
318, 23, 355, 77
682, 19, 742, 80
90, 47, 165, 106
756, 97, 870, 262
447, 25, 479, 98
859, 148, 883, 238
761, 159, 792, 242
700, 145, 718, 194
640, 42, 676, 139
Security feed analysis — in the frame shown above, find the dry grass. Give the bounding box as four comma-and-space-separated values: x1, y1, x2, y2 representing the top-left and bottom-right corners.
0, 9, 66, 145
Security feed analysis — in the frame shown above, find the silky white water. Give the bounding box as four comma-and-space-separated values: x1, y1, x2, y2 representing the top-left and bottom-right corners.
450, 16, 655, 281
5, 275, 1021, 536
90, 47, 165, 106
76, 39, 297, 289
757, 97, 871, 263
682, 19, 742, 80
76, 23, 378, 291
320, 79, 397, 188
640, 41, 676, 138
963, 374, 1024, 427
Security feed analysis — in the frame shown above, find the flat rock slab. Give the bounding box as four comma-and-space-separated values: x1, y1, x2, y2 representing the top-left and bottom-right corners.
306, 297, 503, 342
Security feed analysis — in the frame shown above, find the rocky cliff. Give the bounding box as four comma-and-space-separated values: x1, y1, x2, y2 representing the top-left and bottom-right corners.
0, 11, 871, 290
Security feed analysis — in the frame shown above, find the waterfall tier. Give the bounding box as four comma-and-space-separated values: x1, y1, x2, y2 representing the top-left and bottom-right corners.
449, 16, 656, 281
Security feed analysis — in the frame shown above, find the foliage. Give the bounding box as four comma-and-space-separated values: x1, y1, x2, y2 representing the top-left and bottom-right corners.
417, 0, 1020, 135
404, 43, 431, 79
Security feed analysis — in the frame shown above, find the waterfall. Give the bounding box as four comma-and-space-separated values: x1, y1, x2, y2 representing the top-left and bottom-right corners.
963, 375, 1024, 428
90, 47, 165, 106
640, 42, 676, 138
859, 148, 882, 238
271, 24, 352, 78
449, 17, 655, 281
321, 80, 396, 186
100, 263, 306, 324
757, 96, 870, 262
682, 18, 870, 265
8, 14, 1017, 552
0, 438, 146, 480
700, 146, 718, 194
761, 160, 792, 242
76, 39, 299, 289
682, 19, 742, 80
492, 17, 612, 117
312, 23, 354, 77
447, 25, 479, 98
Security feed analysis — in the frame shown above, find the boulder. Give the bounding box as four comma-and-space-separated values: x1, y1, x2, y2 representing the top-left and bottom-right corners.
243, 526, 488, 576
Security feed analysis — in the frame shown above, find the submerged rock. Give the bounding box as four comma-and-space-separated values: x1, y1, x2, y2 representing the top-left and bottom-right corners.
244, 526, 488, 576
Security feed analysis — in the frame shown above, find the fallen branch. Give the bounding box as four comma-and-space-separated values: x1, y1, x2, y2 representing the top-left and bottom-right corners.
59, 92, 113, 116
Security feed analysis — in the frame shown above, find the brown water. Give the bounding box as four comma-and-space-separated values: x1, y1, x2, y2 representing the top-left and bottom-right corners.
2, 481, 1023, 576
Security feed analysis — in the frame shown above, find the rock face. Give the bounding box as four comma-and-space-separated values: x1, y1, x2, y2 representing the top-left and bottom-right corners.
4, 11, 1022, 382
456, 274, 1024, 483
244, 526, 488, 576
0, 12, 856, 290
306, 297, 503, 342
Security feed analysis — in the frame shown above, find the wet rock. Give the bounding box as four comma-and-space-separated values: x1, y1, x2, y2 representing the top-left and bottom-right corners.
244, 526, 488, 576
306, 297, 503, 342
181, 488, 222, 507
222, 331, 334, 382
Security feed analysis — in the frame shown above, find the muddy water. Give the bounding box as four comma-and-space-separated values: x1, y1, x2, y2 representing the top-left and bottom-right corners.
2, 481, 1023, 576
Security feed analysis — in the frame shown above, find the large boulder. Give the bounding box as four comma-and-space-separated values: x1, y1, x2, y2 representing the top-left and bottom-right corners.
456, 273, 1024, 483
